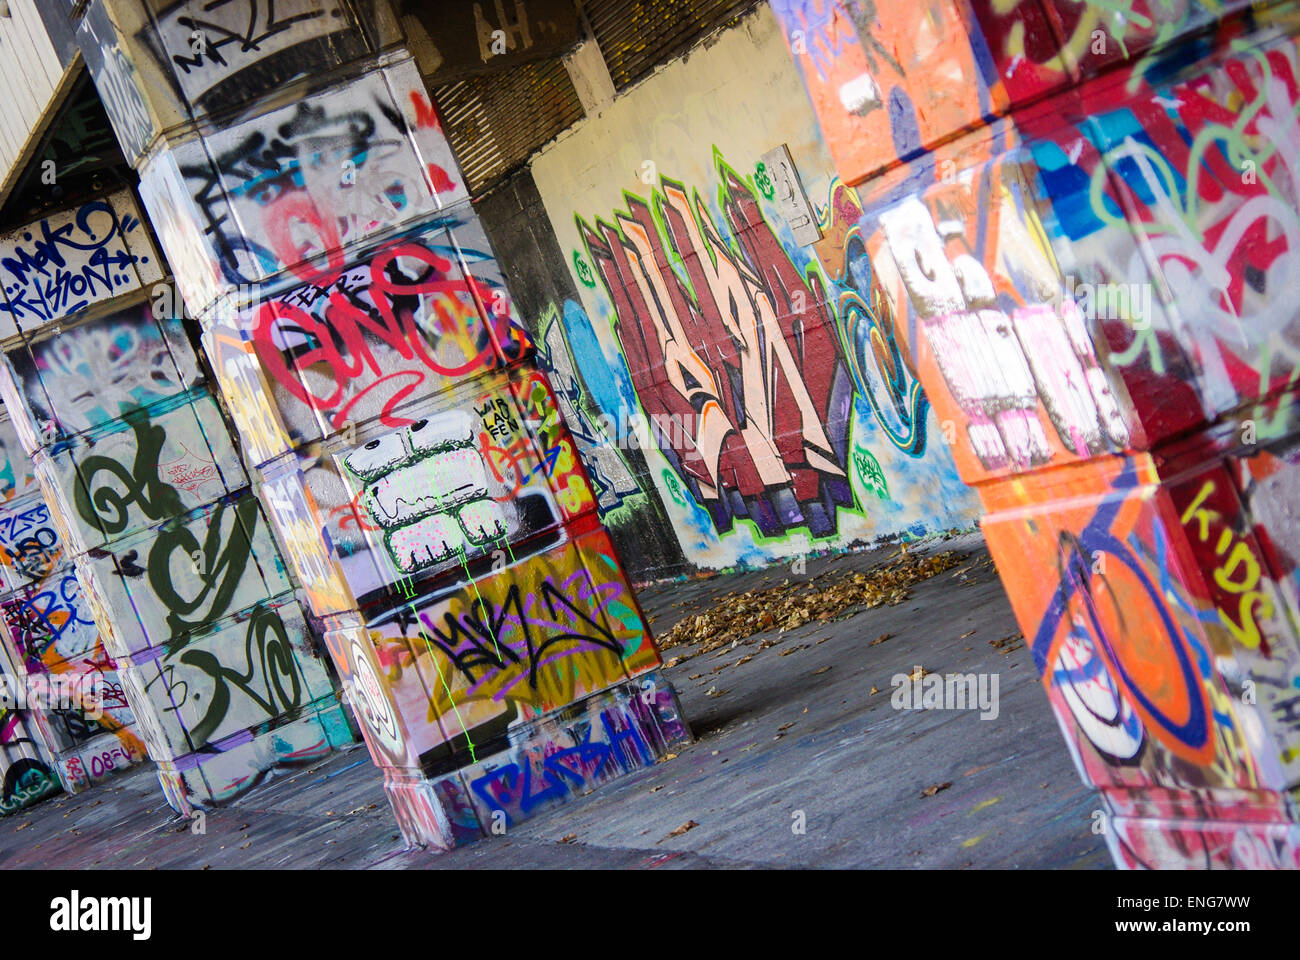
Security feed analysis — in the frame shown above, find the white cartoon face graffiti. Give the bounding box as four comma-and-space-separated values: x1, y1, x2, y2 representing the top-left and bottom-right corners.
344, 412, 512, 573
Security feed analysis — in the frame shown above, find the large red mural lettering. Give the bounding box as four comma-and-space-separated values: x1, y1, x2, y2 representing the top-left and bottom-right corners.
578, 158, 854, 539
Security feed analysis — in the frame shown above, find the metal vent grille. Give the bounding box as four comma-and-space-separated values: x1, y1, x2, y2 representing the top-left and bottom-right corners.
583, 0, 761, 92
433, 56, 585, 196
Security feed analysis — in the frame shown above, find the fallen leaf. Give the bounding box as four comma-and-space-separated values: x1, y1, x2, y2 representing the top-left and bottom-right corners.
662, 820, 699, 841
922, 782, 953, 797
777, 721, 797, 732
989, 633, 1024, 655
812, 665, 832, 675
558, 833, 578, 844
654, 552, 965, 651
870, 632, 892, 646
869, 685, 879, 695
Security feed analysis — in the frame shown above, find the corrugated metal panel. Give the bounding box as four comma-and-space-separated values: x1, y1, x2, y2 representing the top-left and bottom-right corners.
0, 0, 78, 210
583, 0, 760, 92
433, 55, 584, 197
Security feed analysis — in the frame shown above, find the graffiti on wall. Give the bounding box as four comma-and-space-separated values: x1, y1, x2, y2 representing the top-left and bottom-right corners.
0, 269, 352, 806
143, 0, 374, 114
0, 492, 145, 792
368, 529, 655, 759
555, 141, 980, 568
578, 154, 855, 540
170, 62, 466, 291
60, 401, 241, 552
464, 680, 685, 826
771, 0, 1004, 182
9, 301, 201, 440
138, 602, 332, 752
305, 377, 567, 605
244, 230, 530, 441
820, 180, 929, 457
983, 460, 1252, 794
1028, 37, 1300, 446
79, 0, 158, 165
0, 192, 161, 334
535, 302, 641, 520
863, 142, 1133, 482
345, 410, 513, 574
968, 0, 1250, 103
0, 702, 60, 815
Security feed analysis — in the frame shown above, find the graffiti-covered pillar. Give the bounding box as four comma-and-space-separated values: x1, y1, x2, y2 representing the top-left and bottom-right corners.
0, 407, 74, 813
0, 191, 174, 798
0, 177, 353, 808
772, 0, 1300, 868
70, 0, 687, 848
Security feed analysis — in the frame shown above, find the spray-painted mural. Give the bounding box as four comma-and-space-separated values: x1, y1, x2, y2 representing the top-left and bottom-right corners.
211, 217, 685, 843
139, 0, 393, 118
531, 5, 980, 572
473, 168, 692, 580
773, 0, 1300, 867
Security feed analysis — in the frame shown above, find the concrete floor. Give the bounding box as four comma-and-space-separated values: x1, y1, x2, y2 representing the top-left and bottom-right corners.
0, 532, 1111, 869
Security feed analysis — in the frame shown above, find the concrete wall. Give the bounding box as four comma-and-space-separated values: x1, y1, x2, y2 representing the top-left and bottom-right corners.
769, 0, 1300, 868
524, 5, 981, 579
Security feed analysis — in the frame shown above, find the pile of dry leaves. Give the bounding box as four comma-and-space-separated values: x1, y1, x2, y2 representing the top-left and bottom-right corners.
656, 549, 965, 657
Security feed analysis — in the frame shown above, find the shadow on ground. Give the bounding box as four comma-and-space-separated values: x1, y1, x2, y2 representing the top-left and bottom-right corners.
0, 533, 1110, 870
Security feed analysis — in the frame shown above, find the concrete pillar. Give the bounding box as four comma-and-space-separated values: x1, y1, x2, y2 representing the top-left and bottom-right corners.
0, 174, 352, 810
69, 0, 686, 848
0, 406, 69, 813
770, 0, 1300, 868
